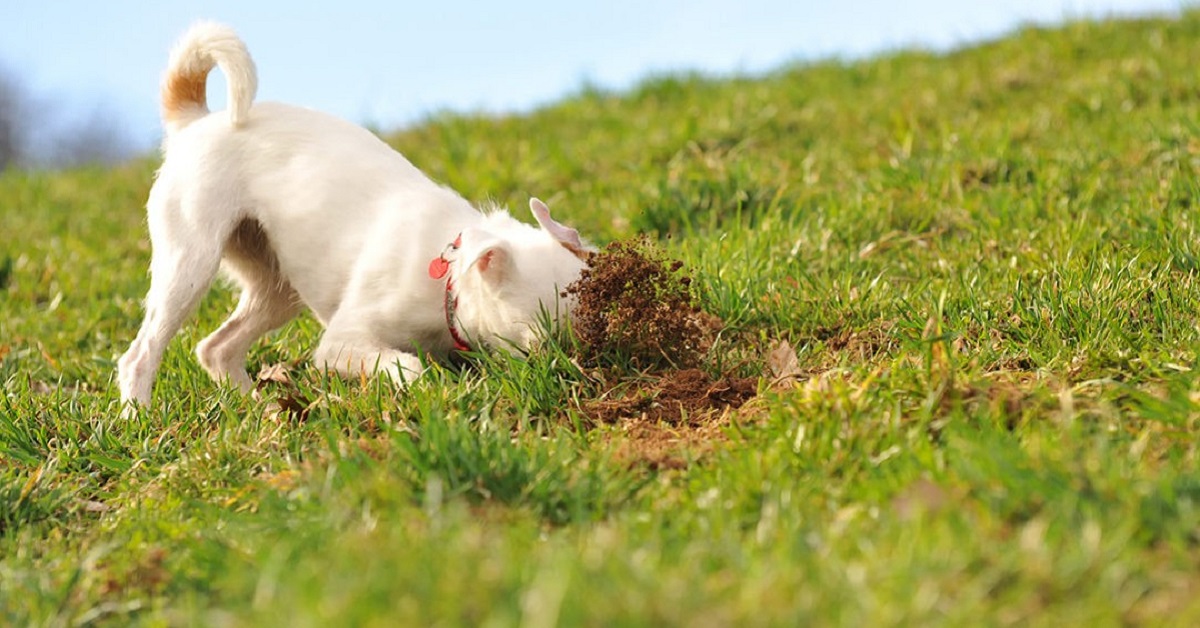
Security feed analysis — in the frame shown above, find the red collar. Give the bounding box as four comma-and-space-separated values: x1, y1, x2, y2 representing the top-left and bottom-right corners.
428, 233, 472, 352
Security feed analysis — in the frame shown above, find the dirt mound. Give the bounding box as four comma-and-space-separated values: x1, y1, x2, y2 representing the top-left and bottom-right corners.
564, 238, 717, 369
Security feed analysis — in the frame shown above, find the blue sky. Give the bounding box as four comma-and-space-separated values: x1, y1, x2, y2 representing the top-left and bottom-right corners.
0, 1, 1187, 151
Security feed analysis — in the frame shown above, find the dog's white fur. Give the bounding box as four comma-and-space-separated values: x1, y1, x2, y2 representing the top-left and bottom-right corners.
118, 22, 591, 408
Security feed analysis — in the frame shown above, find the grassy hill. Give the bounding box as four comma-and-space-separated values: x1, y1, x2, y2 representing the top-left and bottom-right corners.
4, 11, 1200, 625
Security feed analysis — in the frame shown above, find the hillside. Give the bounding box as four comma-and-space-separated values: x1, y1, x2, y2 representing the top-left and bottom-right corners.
3, 11, 1200, 625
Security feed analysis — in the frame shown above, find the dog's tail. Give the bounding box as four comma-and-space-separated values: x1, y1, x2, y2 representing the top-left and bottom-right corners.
160, 21, 257, 136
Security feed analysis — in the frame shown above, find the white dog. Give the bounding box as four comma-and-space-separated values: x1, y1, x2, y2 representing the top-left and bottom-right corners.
118, 22, 592, 408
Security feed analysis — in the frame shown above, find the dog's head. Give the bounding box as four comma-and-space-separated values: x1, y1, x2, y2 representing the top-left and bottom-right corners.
451, 198, 593, 351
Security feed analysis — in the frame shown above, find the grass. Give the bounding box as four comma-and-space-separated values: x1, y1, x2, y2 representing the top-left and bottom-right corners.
5, 10, 1200, 625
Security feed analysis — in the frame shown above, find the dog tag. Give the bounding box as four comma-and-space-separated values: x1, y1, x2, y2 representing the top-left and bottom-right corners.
429, 256, 450, 279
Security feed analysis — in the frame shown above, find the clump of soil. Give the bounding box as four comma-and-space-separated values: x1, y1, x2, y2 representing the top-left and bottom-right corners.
564, 238, 716, 369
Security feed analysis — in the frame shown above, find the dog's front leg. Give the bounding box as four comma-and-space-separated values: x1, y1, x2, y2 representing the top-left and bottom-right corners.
313, 333, 426, 386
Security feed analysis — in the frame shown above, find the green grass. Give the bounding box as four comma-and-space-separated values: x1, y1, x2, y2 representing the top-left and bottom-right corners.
5, 11, 1200, 625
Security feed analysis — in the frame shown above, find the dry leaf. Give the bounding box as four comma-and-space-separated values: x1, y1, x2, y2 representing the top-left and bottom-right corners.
768, 340, 802, 381
256, 362, 291, 385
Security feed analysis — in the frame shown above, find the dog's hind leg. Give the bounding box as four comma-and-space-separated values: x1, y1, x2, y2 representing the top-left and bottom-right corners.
117, 232, 223, 409
196, 282, 299, 391
196, 223, 301, 391
118, 186, 236, 411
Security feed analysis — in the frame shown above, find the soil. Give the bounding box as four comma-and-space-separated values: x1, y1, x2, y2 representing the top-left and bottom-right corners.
580, 368, 757, 425
564, 238, 717, 369
602, 415, 729, 471
580, 368, 758, 470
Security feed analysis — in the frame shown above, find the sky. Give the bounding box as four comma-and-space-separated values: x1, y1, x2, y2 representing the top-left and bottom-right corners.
0, 1, 1189, 153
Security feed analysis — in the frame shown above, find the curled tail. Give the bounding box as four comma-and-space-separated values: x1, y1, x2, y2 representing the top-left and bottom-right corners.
160, 21, 257, 136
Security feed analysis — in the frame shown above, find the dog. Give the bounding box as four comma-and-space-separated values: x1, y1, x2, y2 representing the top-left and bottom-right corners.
117, 22, 592, 409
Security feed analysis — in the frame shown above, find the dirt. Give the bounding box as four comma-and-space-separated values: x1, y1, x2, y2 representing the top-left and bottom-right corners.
602, 415, 731, 471
580, 368, 758, 470
563, 238, 718, 369
580, 368, 757, 426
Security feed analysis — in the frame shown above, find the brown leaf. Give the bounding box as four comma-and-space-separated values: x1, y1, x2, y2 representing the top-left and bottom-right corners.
257, 362, 291, 385
768, 340, 802, 381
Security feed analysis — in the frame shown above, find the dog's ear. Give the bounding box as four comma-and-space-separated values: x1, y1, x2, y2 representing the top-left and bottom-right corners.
469, 241, 511, 284
530, 198, 583, 250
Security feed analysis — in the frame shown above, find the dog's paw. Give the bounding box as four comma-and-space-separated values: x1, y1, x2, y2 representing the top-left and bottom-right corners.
382, 353, 426, 387
118, 399, 143, 420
